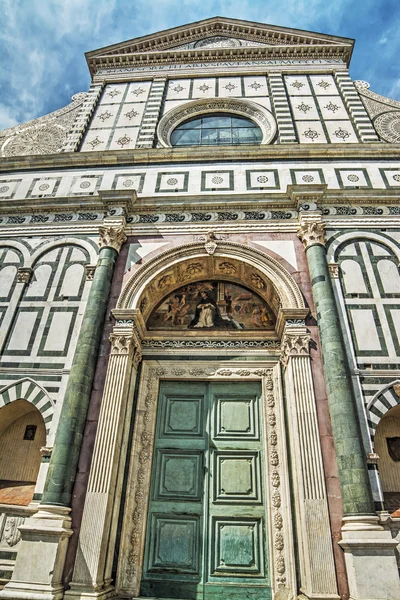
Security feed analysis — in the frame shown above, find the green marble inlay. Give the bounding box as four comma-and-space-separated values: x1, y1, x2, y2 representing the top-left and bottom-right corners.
41, 247, 117, 507
306, 242, 374, 516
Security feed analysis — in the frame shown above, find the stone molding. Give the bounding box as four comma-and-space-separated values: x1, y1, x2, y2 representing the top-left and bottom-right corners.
157, 97, 277, 147
98, 224, 127, 253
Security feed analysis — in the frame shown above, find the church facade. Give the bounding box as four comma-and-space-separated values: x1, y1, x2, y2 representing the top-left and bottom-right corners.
0, 16, 399, 600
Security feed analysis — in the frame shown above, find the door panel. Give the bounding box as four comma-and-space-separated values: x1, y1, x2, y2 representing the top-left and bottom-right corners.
140, 380, 271, 600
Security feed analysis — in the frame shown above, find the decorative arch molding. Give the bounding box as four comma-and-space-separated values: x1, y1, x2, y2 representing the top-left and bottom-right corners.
0, 240, 29, 265
30, 237, 98, 267
157, 97, 277, 147
0, 378, 54, 439
326, 231, 400, 264
367, 380, 400, 443
117, 241, 305, 335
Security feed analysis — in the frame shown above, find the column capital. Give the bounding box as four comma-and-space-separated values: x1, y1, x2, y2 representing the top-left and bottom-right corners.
328, 263, 340, 278
17, 266, 33, 284
297, 218, 326, 250
99, 223, 127, 253
280, 327, 310, 368
110, 319, 143, 368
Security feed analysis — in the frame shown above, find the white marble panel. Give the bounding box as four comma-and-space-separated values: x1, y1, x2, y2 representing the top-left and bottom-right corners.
351, 309, 381, 351
325, 121, 358, 143
309, 75, 339, 96
289, 96, 319, 121
317, 96, 349, 120
285, 75, 312, 96
43, 311, 74, 352
80, 130, 112, 152
292, 170, 324, 184
70, 177, 99, 195
25, 264, 52, 297
0, 180, 20, 198
248, 171, 277, 188
338, 170, 368, 187
3, 250, 20, 263
372, 245, 390, 256
341, 244, 358, 256
243, 76, 268, 97
8, 311, 38, 351
99, 84, 128, 105
109, 128, 140, 150
253, 241, 297, 268
0, 266, 17, 297
166, 79, 191, 100
378, 260, 400, 294
192, 78, 217, 98
70, 248, 87, 261
90, 104, 120, 129
60, 264, 85, 297
203, 171, 231, 189
127, 81, 152, 101
250, 97, 272, 111
116, 103, 145, 127
114, 174, 144, 191
218, 77, 242, 97
341, 260, 368, 294
382, 170, 400, 186
296, 121, 327, 143
389, 309, 400, 345
162, 99, 189, 115
158, 173, 187, 191
30, 178, 58, 196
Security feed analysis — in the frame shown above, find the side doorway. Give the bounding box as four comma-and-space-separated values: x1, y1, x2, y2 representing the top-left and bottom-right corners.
140, 380, 271, 600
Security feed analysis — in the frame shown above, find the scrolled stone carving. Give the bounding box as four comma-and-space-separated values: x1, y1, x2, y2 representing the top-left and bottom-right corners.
280, 333, 310, 368
297, 221, 326, 249
98, 224, 127, 253
109, 333, 134, 355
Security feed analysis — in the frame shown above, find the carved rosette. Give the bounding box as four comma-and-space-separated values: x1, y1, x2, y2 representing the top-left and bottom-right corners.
99, 224, 127, 253
17, 267, 33, 284
297, 221, 326, 249
280, 332, 310, 368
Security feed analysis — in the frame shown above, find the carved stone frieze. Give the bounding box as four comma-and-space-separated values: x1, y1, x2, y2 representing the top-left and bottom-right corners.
98, 224, 127, 253
141, 339, 280, 350
297, 221, 326, 249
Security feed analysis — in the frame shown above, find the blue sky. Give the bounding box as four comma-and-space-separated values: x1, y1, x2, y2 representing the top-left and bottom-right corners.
0, 0, 399, 131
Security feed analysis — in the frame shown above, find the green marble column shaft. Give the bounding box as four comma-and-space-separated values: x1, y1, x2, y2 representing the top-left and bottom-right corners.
41, 247, 117, 507
305, 241, 374, 516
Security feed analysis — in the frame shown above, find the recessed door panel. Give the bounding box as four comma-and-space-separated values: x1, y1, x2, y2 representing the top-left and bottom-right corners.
140, 379, 270, 600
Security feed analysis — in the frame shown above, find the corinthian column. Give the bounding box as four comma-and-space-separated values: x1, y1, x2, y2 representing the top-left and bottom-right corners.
281, 323, 339, 600
297, 213, 400, 600
0, 223, 127, 600
65, 319, 142, 599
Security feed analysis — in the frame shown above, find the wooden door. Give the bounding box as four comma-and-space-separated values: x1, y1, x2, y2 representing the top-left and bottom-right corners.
140, 380, 271, 600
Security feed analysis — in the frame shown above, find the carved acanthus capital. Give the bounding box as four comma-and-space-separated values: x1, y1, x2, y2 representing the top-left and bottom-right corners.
297, 221, 326, 250
109, 333, 135, 355
85, 265, 96, 281
280, 331, 310, 368
17, 267, 33, 284
99, 224, 127, 253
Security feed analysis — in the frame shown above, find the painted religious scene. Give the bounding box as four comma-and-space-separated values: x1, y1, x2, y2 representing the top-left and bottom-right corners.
147, 280, 275, 330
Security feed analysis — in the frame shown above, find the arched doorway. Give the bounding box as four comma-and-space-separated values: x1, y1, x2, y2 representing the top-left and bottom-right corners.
374, 404, 400, 515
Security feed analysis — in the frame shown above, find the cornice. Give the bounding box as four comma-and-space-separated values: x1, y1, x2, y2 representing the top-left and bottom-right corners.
87, 44, 352, 76
0, 143, 399, 173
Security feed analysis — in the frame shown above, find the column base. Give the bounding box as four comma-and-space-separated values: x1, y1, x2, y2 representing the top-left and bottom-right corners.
64, 584, 115, 600
339, 516, 400, 600
0, 506, 72, 600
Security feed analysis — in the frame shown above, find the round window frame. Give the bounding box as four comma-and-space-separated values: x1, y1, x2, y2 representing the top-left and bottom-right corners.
157, 98, 277, 148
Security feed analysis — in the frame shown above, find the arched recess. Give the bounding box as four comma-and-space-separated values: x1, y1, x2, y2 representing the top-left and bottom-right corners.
374, 403, 400, 514
117, 240, 305, 335
0, 378, 54, 441
157, 98, 277, 147
30, 237, 98, 267
367, 380, 400, 443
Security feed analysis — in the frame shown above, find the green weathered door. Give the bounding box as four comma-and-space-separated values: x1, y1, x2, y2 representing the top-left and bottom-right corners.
140, 380, 271, 600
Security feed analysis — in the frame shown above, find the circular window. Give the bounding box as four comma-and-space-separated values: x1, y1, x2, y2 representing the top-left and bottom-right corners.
170, 113, 263, 147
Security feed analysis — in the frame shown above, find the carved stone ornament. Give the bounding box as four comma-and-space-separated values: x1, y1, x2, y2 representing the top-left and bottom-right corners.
85, 265, 96, 281
17, 267, 33, 284
98, 224, 127, 253
328, 263, 340, 278
109, 333, 135, 355
280, 332, 310, 368
40, 446, 52, 458
3, 516, 24, 547
297, 221, 326, 249
204, 231, 218, 255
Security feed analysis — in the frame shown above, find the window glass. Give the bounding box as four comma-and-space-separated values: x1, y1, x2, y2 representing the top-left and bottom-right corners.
170, 113, 262, 146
